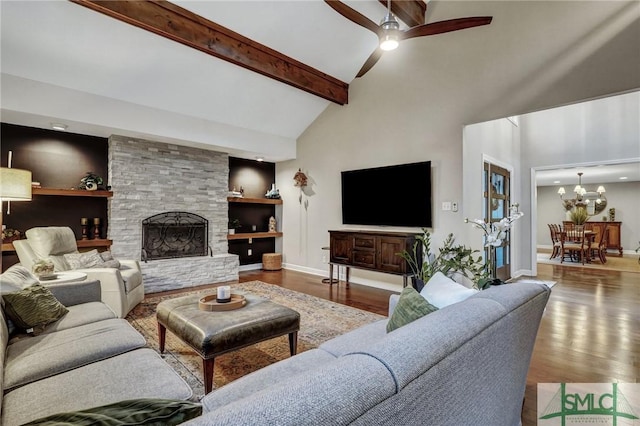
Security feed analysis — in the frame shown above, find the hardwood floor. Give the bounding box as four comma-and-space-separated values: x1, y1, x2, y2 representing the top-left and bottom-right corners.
165, 265, 639, 425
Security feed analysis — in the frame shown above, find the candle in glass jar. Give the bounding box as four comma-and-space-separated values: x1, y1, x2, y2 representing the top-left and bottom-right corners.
93, 217, 101, 225
216, 285, 231, 303
80, 217, 88, 225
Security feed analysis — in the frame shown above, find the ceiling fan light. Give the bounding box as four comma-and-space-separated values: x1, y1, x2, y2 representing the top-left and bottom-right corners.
380, 33, 399, 51
379, 10, 400, 51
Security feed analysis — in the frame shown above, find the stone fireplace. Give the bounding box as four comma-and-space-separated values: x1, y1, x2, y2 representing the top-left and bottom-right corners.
108, 135, 238, 293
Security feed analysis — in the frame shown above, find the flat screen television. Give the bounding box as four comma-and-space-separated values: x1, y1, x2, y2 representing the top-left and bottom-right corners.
341, 161, 432, 227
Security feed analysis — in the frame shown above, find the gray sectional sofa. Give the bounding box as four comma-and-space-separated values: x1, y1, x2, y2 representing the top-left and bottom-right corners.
0, 274, 192, 425
1, 261, 549, 425
184, 282, 550, 426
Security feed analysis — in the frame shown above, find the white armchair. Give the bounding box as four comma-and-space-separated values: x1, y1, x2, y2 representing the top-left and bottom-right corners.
13, 227, 143, 318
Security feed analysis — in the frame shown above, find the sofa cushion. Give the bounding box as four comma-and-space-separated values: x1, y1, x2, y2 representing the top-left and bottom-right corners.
2, 348, 193, 426
4, 318, 145, 391
22, 399, 202, 426
420, 271, 478, 308
387, 287, 438, 333
350, 298, 507, 391
191, 353, 395, 426
319, 319, 387, 357
2, 284, 69, 334
202, 349, 337, 413
38, 301, 116, 335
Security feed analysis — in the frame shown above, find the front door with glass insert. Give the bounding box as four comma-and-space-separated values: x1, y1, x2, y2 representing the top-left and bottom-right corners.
483, 162, 511, 281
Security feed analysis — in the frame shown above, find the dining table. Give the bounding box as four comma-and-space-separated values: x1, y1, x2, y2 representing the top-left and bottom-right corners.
561, 230, 598, 262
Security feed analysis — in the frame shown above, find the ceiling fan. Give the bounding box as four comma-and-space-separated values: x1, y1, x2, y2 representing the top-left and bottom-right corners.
325, 0, 493, 77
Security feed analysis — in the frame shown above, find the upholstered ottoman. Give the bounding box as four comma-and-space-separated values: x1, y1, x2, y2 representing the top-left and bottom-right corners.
156, 293, 300, 393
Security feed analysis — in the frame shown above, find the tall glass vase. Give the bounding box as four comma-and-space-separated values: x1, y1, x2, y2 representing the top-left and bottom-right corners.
487, 246, 497, 278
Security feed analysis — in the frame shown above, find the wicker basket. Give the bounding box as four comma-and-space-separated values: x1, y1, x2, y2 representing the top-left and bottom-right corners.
262, 253, 282, 271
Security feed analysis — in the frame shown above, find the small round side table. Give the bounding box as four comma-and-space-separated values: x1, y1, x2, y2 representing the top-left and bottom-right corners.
38, 271, 88, 285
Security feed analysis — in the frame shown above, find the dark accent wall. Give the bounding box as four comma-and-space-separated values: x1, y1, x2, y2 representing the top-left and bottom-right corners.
1, 123, 108, 187
1, 123, 108, 270
229, 157, 276, 198
228, 157, 277, 265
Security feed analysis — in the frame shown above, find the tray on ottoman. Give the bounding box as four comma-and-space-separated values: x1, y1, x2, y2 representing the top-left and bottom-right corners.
156, 293, 300, 394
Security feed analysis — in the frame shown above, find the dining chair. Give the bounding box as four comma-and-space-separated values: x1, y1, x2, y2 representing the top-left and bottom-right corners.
563, 223, 577, 242
548, 224, 562, 259
589, 226, 609, 263
561, 224, 587, 264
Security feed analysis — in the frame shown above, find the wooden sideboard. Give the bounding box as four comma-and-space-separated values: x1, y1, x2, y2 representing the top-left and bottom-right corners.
328, 230, 421, 287
563, 221, 623, 255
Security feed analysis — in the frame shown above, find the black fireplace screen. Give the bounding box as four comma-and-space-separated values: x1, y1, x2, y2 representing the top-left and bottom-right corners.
141, 212, 209, 261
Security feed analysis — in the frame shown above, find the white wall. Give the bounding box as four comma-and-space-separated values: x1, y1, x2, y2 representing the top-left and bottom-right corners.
536, 182, 640, 253
462, 118, 523, 274
521, 91, 640, 270
277, 1, 640, 290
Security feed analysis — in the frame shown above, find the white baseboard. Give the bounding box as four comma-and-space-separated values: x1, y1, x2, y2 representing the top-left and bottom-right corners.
283, 263, 402, 293
239, 263, 262, 272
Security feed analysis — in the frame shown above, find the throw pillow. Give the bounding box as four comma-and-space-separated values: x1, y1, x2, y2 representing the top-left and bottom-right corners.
420, 271, 478, 309
23, 398, 203, 426
63, 249, 103, 269
387, 287, 438, 333
99, 250, 115, 262
3, 284, 68, 334
94, 259, 121, 269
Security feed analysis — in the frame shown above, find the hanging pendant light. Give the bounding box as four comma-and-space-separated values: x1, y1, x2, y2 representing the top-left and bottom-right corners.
557, 172, 606, 213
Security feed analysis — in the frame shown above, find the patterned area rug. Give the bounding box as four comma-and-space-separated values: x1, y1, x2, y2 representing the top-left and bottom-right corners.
537, 252, 640, 273
126, 281, 385, 399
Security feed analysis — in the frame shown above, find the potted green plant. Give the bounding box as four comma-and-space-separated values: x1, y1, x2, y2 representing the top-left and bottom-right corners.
569, 207, 588, 225
398, 229, 487, 291
228, 219, 241, 235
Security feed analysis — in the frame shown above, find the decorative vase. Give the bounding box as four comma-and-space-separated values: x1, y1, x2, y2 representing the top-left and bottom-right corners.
411, 278, 426, 292
268, 216, 277, 233
487, 246, 497, 278
608, 208, 615, 222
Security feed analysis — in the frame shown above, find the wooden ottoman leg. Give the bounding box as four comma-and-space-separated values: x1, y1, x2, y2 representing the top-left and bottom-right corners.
158, 322, 167, 353
203, 358, 215, 394
288, 331, 298, 356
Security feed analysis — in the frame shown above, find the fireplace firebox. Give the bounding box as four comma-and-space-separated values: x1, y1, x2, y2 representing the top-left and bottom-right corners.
142, 212, 209, 261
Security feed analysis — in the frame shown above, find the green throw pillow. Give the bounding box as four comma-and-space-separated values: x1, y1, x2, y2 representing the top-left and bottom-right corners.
2, 284, 68, 334
23, 398, 203, 426
387, 286, 438, 333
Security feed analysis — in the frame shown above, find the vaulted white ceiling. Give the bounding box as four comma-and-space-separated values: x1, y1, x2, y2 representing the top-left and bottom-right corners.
2, 0, 638, 164
1, 0, 401, 160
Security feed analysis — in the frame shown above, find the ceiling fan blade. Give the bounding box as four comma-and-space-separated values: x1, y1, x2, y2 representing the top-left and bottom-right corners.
324, 0, 380, 35
356, 48, 384, 78
401, 17, 493, 40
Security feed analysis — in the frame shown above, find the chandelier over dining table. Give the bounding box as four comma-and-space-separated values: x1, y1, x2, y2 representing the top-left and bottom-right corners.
557, 172, 606, 213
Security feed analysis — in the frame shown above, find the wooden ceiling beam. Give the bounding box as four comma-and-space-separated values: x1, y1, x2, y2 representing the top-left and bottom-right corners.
70, 0, 349, 105
378, 0, 427, 27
